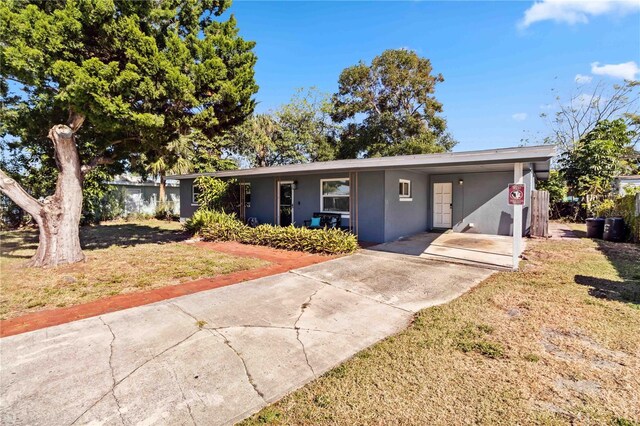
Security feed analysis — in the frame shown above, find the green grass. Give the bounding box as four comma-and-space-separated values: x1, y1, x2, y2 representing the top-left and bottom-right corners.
241, 231, 640, 425
0, 219, 268, 320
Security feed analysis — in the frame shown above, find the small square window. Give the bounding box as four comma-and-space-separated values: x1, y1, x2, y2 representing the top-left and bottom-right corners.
399, 179, 411, 199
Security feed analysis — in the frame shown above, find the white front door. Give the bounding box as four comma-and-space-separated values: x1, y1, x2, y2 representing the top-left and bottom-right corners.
433, 182, 452, 228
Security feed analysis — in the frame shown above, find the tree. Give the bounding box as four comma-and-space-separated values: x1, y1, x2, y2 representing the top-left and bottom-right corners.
0, 0, 257, 266
277, 87, 339, 162
188, 130, 238, 173
229, 88, 339, 167
331, 48, 456, 158
143, 137, 193, 205
229, 114, 305, 167
542, 80, 639, 150
559, 119, 636, 213
536, 170, 567, 205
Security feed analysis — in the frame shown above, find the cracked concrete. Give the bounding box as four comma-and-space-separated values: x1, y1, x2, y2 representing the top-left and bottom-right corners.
209, 327, 267, 403
1, 249, 492, 425
293, 288, 320, 378
98, 317, 126, 425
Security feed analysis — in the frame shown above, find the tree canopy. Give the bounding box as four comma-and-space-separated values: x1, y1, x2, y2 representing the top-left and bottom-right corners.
1, 0, 258, 170
229, 88, 339, 167
331, 48, 456, 158
229, 114, 296, 167
541, 80, 639, 150
559, 118, 637, 201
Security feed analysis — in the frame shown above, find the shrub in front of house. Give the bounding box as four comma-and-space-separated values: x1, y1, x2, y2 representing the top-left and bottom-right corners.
184, 208, 239, 234
192, 209, 358, 255
244, 224, 359, 254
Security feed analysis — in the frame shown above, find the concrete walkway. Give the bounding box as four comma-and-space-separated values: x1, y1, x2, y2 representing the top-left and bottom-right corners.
0, 250, 493, 425
548, 221, 579, 239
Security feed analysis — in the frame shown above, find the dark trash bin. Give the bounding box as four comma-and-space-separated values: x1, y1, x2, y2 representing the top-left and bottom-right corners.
585, 217, 605, 239
603, 217, 625, 242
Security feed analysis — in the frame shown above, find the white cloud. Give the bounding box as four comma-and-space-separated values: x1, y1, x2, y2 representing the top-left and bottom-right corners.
574, 74, 593, 84
519, 0, 640, 28
539, 104, 554, 110
591, 61, 640, 80
512, 113, 528, 121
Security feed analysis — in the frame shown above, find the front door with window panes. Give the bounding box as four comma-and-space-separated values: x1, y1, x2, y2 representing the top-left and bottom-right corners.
239, 183, 251, 221
278, 182, 293, 226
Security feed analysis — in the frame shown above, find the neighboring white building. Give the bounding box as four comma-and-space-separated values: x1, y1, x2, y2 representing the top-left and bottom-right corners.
613, 175, 640, 196
109, 175, 180, 215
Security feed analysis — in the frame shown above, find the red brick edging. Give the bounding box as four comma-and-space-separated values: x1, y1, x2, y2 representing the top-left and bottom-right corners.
0, 242, 334, 338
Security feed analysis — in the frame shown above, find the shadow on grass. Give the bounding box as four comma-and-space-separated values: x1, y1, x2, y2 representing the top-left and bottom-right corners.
0, 231, 39, 259
575, 275, 640, 306
574, 238, 640, 307
80, 223, 189, 250
1, 222, 189, 259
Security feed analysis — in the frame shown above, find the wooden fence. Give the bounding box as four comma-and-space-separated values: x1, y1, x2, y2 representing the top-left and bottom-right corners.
531, 190, 550, 237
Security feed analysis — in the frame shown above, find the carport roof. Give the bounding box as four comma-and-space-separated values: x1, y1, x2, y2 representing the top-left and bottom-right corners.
168, 144, 556, 180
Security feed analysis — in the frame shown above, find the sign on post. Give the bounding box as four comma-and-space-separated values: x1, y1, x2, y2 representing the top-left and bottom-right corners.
508, 184, 525, 205
509, 181, 525, 271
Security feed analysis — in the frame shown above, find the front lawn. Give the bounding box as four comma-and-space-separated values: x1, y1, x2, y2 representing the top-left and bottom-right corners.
0, 219, 268, 320
243, 228, 640, 425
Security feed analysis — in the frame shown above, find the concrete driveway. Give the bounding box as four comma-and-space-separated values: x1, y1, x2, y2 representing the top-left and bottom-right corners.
370, 231, 518, 269
1, 250, 493, 425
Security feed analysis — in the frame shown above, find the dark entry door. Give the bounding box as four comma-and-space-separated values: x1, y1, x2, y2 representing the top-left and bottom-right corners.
278, 182, 294, 226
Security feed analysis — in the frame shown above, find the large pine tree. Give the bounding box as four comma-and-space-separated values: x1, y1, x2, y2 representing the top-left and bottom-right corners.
0, 0, 257, 266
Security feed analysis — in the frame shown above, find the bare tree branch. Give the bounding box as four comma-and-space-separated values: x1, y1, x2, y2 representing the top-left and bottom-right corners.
0, 169, 43, 219
80, 156, 116, 175
547, 80, 639, 151
79, 137, 138, 175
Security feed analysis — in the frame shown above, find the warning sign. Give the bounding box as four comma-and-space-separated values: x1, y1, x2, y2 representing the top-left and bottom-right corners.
508, 184, 525, 205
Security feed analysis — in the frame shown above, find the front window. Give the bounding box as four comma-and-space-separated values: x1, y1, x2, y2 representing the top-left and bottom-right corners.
192, 183, 200, 204
321, 178, 350, 214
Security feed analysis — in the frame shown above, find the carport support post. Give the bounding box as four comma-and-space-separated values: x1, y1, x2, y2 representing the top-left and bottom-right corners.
513, 162, 524, 270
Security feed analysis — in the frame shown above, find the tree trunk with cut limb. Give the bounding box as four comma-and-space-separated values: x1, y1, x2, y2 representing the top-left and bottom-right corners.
159, 173, 166, 203
0, 116, 86, 267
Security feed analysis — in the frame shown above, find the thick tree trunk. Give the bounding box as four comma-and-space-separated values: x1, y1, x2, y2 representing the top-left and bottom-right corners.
159, 174, 167, 203
0, 123, 85, 267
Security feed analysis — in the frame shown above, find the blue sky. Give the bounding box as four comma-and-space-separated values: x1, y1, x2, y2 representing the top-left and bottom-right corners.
229, 0, 640, 151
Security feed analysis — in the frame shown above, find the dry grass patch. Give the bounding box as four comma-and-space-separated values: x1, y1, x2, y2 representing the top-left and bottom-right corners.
0, 219, 268, 320
242, 235, 640, 425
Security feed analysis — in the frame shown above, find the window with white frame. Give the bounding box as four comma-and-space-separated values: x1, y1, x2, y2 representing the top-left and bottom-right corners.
399, 179, 412, 200
320, 178, 350, 214
192, 183, 201, 205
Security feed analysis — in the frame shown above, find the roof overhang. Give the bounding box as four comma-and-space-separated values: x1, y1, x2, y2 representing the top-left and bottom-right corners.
168, 145, 556, 180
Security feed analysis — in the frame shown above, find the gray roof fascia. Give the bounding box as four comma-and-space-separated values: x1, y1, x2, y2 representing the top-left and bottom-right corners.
167, 145, 556, 180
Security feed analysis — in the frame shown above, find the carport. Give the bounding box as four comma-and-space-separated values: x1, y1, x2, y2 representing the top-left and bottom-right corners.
368, 231, 518, 270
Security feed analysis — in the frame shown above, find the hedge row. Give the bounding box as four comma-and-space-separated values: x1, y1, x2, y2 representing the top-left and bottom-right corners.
186, 209, 358, 255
